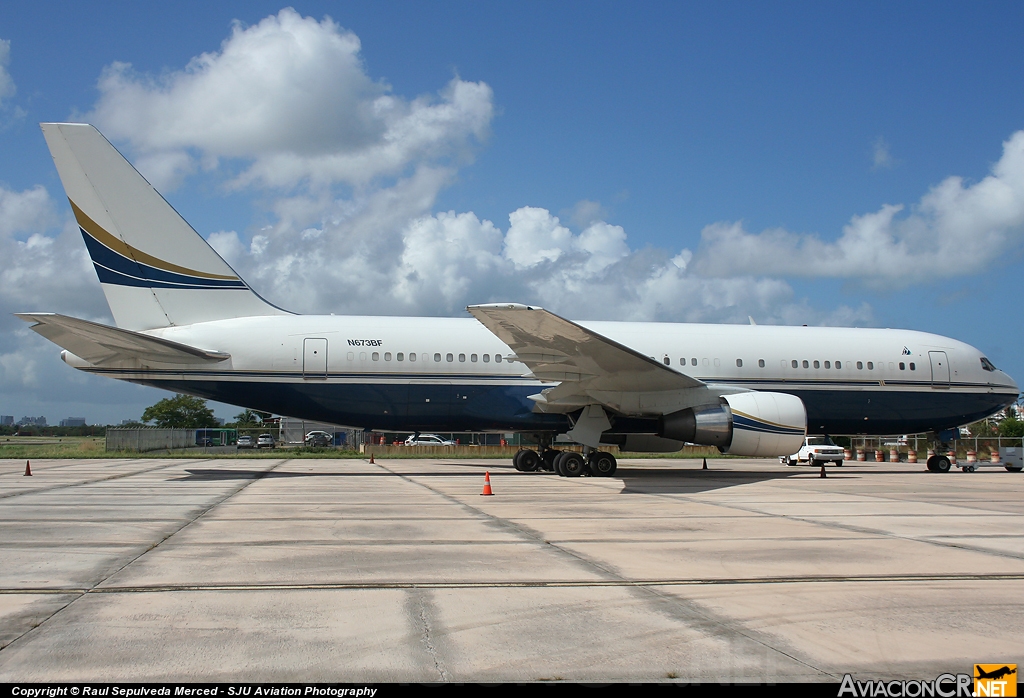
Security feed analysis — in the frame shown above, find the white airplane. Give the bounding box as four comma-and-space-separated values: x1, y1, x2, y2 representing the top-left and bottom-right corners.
18, 123, 1019, 476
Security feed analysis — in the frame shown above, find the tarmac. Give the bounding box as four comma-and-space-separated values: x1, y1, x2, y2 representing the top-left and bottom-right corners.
0, 456, 1022, 682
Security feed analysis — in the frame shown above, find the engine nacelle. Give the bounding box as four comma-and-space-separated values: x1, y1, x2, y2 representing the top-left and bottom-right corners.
658, 392, 806, 457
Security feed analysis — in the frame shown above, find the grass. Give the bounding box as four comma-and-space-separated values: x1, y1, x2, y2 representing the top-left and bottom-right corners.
0, 436, 107, 459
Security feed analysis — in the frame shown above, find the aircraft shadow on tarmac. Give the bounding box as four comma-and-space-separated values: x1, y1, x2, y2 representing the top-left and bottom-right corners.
615, 467, 815, 495
171, 463, 826, 495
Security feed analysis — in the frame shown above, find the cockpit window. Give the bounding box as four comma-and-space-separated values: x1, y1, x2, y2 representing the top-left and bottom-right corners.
980, 357, 997, 372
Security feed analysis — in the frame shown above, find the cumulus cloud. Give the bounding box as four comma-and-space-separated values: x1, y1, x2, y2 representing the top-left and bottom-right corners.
88, 8, 493, 191
692, 130, 1024, 288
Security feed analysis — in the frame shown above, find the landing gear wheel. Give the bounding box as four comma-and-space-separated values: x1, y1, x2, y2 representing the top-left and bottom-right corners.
554, 451, 569, 477
588, 451, 617, 477
514, 449, 539, 472
560, 452, 587, 477
935, 456, 951, 473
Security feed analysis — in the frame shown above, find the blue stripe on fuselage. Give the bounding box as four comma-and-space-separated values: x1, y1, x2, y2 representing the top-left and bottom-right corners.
95, 374, 1014, 436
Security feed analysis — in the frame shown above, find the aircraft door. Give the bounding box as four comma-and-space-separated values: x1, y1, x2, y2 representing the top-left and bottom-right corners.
928, 351, 949, 389
303, 338, 328, 379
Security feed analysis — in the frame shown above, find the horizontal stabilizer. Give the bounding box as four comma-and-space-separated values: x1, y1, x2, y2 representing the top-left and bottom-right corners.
16, 313, 229, 366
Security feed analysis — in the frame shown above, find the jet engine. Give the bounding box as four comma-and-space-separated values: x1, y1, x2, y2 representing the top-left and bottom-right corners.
658, 392, 806, 457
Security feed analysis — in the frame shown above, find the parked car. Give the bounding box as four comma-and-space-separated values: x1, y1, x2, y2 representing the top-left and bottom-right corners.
257, 433, 276, 449
304, 431, 333, 447
404, 434, 456, 446
237, 435, 254, 448
781, 436, 844, 466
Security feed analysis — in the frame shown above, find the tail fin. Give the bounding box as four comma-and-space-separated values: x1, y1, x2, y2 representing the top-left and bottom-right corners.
40, 123, 287, 330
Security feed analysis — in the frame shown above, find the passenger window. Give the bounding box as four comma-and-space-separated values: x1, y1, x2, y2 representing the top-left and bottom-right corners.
758, 359, 765, 368
471, 354, 478, 362
483, 354, 490, 363
384, 352, 392, 361
888, 362, 895, 370
663, 357, 670, 365
447, 353, 454, 362
813, 360, 820, 369
360, 352, 367, 361
802, 360, 809, 368
899, 362, 905, 370
867, 362, 873, 370
347, 352, 354, 361
792, 360, 798, 369
835, 361, 841, 369
857, 361, 863, 369
703, 358, 709, 366
434, 353, 441, 362
372, 352, 380, 361
397, 353, 404, 361
909, 362, 915, 370
736, 359, 743, 367
495, 354, 502, 363
691, 358, 697, 366
459, 353, 466, 362
409, 353, 416, 362
824, 361, 830, 369
713, 358, 720, 367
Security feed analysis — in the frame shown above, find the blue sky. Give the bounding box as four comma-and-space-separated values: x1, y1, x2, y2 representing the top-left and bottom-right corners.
2, 2, 1023, 425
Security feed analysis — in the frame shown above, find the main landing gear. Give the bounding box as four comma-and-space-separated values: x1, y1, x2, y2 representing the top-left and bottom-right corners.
512, 448, 618, 477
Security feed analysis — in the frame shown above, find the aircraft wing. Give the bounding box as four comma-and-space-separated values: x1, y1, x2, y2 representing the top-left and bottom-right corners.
16, 313, 230, 366
467, 304, 704, 394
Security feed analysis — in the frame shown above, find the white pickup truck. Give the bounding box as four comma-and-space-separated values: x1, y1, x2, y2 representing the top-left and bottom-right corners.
781, 436, 845, 467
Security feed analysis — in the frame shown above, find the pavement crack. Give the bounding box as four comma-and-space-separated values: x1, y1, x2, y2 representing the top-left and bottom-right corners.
406, 589, 451, 682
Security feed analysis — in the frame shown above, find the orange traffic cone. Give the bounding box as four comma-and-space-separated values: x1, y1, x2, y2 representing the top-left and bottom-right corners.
702, 458, 708, 470
820, 463, 827, 478
369, 453, 375, 464
480, 471, 494, 496
24, 460, 32, 476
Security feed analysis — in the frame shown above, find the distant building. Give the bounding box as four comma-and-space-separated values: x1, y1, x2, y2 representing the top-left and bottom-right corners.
0, 415, 13, 426
18, 416, 48, 427
60, 417, 87, 427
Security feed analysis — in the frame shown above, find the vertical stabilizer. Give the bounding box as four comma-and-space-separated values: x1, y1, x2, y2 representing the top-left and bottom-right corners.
40, 123, 287, 330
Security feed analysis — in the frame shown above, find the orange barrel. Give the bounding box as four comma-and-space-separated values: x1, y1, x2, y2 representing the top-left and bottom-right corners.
889, 448, 899, 462
844, 448, 852, 460
875, 450, 884, 462
907, 450, 918, 463
856, 449, 866, 461
966, 450, 977, 463
991, 449, 1001, 464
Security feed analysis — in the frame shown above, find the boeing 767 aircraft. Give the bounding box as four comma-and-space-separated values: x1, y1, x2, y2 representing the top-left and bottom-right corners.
18, 123, 1019, 476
